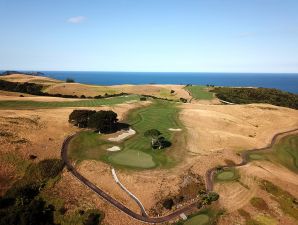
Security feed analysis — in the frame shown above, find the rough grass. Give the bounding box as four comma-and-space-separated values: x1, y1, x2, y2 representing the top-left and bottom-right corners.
0, 95, 139, 109
184, 85, 214, 100
250, 197, 269, 211
249, 134, 298, 173
215, 168, 239, 182
260, 179, 298, 220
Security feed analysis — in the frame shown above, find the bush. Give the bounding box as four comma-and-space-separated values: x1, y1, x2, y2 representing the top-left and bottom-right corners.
83, 213, 101, 225
180, 98, 187, 103
66, 78, 75, 83
140, 97, 147, 101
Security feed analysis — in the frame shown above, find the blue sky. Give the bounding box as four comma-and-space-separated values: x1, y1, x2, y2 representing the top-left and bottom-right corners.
0, 0, 298, 72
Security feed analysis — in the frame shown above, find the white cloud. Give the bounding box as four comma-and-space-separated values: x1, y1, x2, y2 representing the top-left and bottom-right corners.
67, 16, 86, 24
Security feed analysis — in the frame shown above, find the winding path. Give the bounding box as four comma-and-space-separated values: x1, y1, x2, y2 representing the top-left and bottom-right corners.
205, 128, 298, 191
61, 133, 198, 224
61, 128, 298, 223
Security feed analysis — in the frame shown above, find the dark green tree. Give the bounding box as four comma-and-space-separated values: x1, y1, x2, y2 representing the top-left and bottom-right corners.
88, 111, 118, 133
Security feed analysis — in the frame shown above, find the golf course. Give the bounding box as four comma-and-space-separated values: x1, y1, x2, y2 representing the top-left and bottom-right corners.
68, 99, 183, 169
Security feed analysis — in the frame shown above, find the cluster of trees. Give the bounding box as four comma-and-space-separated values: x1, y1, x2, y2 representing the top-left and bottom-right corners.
0, 80, 129, 99
212, 87, 298, 109
0, 159, 64, 225
69, 109, 120, 133
66, 78, 75, 83
197, 190, 219, 206
144, 129, 171, 149
0, 159, 103, 225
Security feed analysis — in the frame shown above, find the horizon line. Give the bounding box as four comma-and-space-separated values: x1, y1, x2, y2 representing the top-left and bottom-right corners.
1, 69, 298, 74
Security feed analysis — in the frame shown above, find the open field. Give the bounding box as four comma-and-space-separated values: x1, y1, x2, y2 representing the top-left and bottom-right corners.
0, 74, 192, 101
0, 95, 140, 109
184, 85, 214, 100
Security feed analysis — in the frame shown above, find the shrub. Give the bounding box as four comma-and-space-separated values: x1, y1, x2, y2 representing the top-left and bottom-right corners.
83, 212, 102, 225
66, 78, 75, 83
180, 98, 187, 103
140, 97, 147, 101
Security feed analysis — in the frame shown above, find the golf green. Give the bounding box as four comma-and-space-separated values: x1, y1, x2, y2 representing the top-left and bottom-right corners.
108, 150, 156, 168
215, 168, 239, 182
184, 214, 210, 225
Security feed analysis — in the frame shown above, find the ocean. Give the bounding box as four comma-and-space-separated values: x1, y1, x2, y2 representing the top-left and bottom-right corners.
3, 71, 298, 94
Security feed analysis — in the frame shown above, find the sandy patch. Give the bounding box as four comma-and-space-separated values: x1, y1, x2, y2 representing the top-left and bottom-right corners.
107, 146, 121, 152
108, 128, 136, 142
169, 128, 182, 132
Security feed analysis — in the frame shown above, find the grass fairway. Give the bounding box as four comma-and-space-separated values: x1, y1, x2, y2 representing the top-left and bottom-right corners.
68, 131, 111, 162
248, 134, 298, 173
215, 168, 239, 182
184, 214, 209, 225
0, 95, 139, 109
184, 85, 214, 100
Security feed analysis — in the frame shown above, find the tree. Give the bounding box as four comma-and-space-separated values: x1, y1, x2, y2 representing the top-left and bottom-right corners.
83, 213, 101, 225
87, 110, 118, 133
144, 129, 161, 148
69, 110, 96, 127
66, 78, 75, 83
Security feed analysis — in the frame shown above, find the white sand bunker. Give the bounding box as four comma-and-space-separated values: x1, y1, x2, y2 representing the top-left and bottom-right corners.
107, 146, 121, 151
108, 128, 136, 142
169, 128, 182, 132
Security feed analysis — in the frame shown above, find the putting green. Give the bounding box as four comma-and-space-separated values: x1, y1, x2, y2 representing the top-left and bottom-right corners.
184, 214, 210, 225
108, 150, 156, 169
215, 168, 239, 182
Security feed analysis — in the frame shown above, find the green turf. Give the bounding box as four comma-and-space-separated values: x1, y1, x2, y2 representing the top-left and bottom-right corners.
68, 100, 182, 169
184, 214, 209, 225
184, 85, 214, 100
248, 134, 298, 173
0, 95, 139, 109
68, 131, 111, 162
215, 168, 239, 182
108, 150, 156, 168
110, 99, 182, 168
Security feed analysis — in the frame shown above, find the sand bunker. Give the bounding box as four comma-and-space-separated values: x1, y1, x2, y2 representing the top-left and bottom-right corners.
107, 146, 121, 151
108, 128, 136, 142
169, 128, 182, 131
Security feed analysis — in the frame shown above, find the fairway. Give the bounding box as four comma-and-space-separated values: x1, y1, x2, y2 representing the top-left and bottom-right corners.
249, 134, 298, 173
184, 214, 210, 225
215, 168, 239, 182
0, 95, 139, 109
118, 99, 182, 168
184, 85, 214, 100
108, 150, 156, 168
